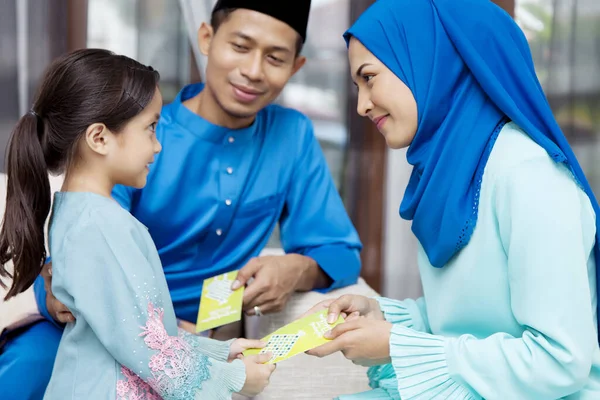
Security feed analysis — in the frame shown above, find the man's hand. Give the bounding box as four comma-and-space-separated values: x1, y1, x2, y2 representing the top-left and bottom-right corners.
232, 254, 329, 316
177, 319, 197, 335
306, 317, 392, 366
42, 262, 74, 324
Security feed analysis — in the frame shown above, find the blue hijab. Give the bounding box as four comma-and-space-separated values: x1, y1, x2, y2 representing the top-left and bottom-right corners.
345, 0, 600, 329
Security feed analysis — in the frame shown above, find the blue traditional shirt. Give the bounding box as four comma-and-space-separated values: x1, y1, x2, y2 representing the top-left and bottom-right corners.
110, 83, 362, 322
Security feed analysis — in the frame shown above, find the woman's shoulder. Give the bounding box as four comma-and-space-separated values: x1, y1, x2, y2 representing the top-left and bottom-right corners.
485, 122, 551, 176
485, 123, 592, 216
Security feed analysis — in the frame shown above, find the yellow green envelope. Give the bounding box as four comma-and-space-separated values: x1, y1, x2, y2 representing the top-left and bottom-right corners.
196, 271, 244, 333
243, 309, 344, 364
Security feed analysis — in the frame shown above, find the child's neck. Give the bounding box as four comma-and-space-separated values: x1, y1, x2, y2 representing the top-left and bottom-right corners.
61, 168, 114, 199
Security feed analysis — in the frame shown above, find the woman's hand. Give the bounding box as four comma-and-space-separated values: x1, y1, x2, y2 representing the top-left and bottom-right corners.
302, 294, 385, 323
228, 338, 266, 362
307, 317, 392, 366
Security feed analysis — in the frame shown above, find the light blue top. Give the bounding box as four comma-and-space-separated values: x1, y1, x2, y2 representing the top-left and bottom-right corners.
43, 192, 246, 400
341, 123, 600, 400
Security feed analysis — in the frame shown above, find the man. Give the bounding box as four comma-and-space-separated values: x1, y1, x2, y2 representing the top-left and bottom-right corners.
1, 1, 372, 398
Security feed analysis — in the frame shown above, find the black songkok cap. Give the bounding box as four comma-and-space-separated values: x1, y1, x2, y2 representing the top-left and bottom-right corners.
212, 0, 312, 42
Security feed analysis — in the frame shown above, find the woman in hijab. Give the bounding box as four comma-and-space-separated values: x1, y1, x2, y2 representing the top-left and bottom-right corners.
305, 0, 600, 398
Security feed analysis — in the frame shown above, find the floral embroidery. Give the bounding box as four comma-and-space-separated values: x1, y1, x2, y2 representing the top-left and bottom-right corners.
116, 367, 161, 400
116, 302, 212, 400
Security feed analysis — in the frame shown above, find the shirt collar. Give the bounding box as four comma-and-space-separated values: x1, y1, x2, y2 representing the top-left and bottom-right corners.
169, 82, 258, 144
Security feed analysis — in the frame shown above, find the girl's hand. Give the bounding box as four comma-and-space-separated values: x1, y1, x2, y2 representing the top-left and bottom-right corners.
239, 353, 276, 397
229, 338, 266, 362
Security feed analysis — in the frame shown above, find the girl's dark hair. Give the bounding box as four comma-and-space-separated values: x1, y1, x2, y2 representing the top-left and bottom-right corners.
0, 48, 160, 300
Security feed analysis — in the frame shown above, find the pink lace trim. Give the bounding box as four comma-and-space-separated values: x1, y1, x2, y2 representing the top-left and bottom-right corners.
116, 302, 193, 400
116, 367, 161, 400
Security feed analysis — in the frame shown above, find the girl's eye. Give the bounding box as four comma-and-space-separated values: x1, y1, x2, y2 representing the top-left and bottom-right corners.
149, 122, 157, 132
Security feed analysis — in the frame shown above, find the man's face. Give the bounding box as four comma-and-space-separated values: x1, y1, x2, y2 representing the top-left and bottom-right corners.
198, 9, 306, 119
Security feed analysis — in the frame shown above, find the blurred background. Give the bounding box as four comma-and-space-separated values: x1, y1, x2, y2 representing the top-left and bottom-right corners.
0, 0, 598, 299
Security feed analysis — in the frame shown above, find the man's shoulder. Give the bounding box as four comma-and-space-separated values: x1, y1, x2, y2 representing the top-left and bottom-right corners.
259, 104, 316, 151
158, 101, 177, 124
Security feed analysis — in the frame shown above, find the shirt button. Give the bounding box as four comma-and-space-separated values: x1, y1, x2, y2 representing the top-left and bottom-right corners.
228, 136, 235, 143
216, 229, 223, 236
226, 167, 233, 174
225, 199, 232, 206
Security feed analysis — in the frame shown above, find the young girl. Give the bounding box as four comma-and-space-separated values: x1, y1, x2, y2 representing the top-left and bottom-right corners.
305, 0, 600, 399
0, 49, 274, 399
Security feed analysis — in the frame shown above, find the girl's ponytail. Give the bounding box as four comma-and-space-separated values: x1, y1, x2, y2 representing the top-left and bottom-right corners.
0, 111, 51, 300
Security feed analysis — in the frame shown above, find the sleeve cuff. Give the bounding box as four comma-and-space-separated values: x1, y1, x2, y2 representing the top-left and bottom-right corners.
202, 338, 234, 362
376, 297, 429, 333
304, 244, 361, 292
203, 358, 246, 399
389, 325, 481, 400
179, 330, 233, 363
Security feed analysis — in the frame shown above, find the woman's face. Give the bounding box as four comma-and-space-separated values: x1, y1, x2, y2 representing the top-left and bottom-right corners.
348, 37, 418, 149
